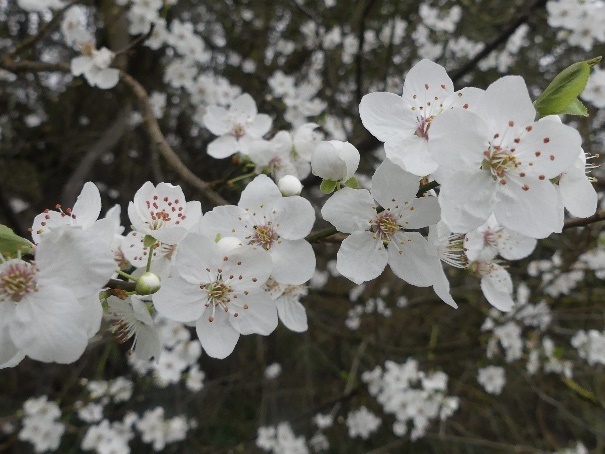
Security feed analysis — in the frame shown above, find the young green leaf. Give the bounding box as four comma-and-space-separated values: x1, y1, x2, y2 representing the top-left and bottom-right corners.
0, 225, 34, 257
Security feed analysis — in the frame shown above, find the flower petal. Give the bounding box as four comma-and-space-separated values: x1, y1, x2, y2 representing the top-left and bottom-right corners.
359, 92, 416, 142
270, 239, 316, 285
337, 231, 387, 284
153, 275, 206, 322
321, 188, 375, 234
273, 196, 315, 240
196, 310, 240, 359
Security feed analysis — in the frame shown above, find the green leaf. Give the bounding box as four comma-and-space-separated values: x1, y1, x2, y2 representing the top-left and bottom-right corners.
534, 57, 601, 117
344, 177, 360, 189
143, 235, 157, 248
320, 179, 337, 194
559, 98, 589, 117
0, 225, 34, 257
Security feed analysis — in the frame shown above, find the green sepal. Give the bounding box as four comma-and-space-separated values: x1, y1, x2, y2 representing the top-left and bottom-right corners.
534, 57, 601, 117
214, 233, 222, 243
344, 177, 360, 188
320, 179, 337, 194
143, 235, 157, 248
0, 225, 34, 257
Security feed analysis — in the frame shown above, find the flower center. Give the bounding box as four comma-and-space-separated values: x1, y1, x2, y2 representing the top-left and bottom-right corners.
373, 212, 401, 240
482, 146, 520, 184
439, 234, 467, 268
252, 225, 277, 250
232, 123, 245, 139
0, 260, 38, 302
415, 117, 432, 140
145, 195, 185, 229
206, 280, 232, 306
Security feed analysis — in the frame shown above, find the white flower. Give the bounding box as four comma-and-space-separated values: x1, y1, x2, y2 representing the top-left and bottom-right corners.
468, 258, 514, 312
248, 131, 303, 180
477, 366, 506, 395
321, 160, 456, 307
359, 59, 483, 176
107, 296, 161, 362
581, 67, 605, 109
153, 233, 277, 359
429, 76, 581, 238
0, 227, 116, 366
559, 150, 598, 218
464, 214, 537, 262
346, 406, 381, 439
71, 47, 120, 89
200, 175, 316, 285
203, 93, 272, 158
265, 278, 309, 332
128, 182, 202, 245
311, 140, 360, 182
31, 181, 105, 244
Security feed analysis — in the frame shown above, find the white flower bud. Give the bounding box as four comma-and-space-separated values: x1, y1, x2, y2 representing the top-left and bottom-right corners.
311, 140, 360, 181
277, 175, 303, 196
135, 272, 161, 295
217, 236, 243, 254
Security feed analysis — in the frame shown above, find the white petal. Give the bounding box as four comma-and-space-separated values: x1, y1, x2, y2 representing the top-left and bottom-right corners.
11, 284, 88, 363
36, 227, 116, 299
481, 264, 514, 312
277, 298, 308, 332
371, 159, 420, 209
208, 134, 239, 159
239, 174, 282, 211
199, 205, 247, 241
401, 196, 441, 229
387, 231, 439, 287
494, 179, 562, 239
223, 246, 273, 290
72, 182, 102, 228
203, 106, 230, 135
559, 168, 598, 218
385, 136, 438, 177
0, 302, 20, 365
175, 233, 220, 284
94, 68, 119, 89
231, 93, 257, 117
496, 231, 537, 261
442, 87, 485, 111
321, 188, 376, 234
428, 108, 489, 178
229, 290, 277, 335
337, 231, 387, 284
153, 275, 205, 322
273, 196, 315, 240
402, 59, 454, 109
359, 92, 416, 142
311, 141, 348, 181
270, 239, 316, 285
79, 294, 103, 338
247, 114, 272, 138
475, 76, 535, 133
70, 55, 93, 76
432, 270, 458, 309
438, 171, 495, 234
196, 310, 240, 359
516, 120, 581, 178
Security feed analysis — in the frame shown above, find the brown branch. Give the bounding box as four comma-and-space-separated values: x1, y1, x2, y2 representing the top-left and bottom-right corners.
563, 211, 605, 229
119, 72, 229, 206
0, 57, 229, 207
450, 0, 548, 83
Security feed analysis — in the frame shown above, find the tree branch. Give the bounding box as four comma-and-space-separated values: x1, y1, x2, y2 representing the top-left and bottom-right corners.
563, 211, 605, 229
0, 57, 229, 207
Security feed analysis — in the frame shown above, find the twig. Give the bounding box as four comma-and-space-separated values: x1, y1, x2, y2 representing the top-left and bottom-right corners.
0, 57, 229, 207
563, 211, 605, 229
12, 0, 79, 56
113, 23, 156, 56
119, 72, 229, 206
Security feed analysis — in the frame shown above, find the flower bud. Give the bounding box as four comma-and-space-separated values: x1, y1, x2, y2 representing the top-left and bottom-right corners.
311, 140, 360, 181
217, 236, 243, 254
135, 272, 161, 295
277, 175, 303, 196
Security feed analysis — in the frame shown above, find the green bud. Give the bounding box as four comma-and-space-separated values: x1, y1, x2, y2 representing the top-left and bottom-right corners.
135, 272, 161, 295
